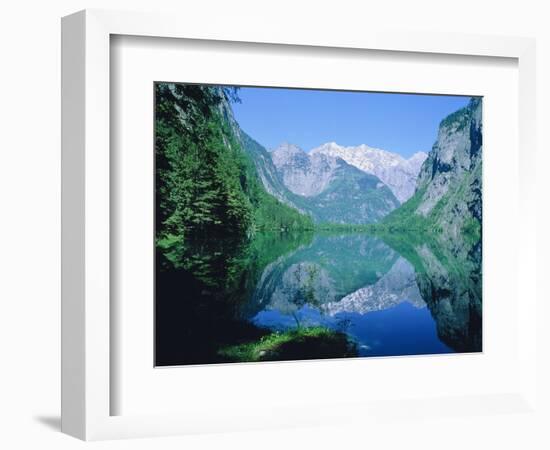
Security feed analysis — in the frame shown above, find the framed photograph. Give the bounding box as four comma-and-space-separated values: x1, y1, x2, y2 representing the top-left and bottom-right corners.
62, 9, 538, 440
153, 83, 482, 367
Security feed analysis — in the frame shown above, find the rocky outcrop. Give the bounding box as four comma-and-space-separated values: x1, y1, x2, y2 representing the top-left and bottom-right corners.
311, 142, 427, 202
271, 143, 342, 197
239, 133, 306, 213
414, 98, 482, 247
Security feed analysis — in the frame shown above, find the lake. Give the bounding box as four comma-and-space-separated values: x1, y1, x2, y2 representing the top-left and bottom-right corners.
155, 232, 482, 366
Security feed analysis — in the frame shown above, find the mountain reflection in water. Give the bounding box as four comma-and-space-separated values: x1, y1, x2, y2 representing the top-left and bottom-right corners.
155, 232, 482, 366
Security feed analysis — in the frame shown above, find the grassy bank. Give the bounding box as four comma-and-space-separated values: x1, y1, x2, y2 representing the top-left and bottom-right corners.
218, 327, 357, 362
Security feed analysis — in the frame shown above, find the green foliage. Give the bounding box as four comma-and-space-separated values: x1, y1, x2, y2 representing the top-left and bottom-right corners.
440, 97, 481, 132
380, 187, 434, 232
256, 233, 398, 301
218, 327, 357, 362
380, 181, 474, 236
155, 83, 250, 245
248, 232, 314, 268
440, 107, 469, 131
461, 216, 481, 247
372, 229, 430, 273
316, 223, 375, 231
156, 233, 186, 267
253, 190, 314, 232
287, 168, 399, 225
155, 83, 313, 268
440, 98, 474, 131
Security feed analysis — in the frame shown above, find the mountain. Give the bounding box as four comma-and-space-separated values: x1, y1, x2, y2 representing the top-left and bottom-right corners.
378, 230, 482, 353
323, 256, 425, 316
415, 98, 482, 224
267, 143, 400, 224
243, 234, 400, 318
384, 98, 482, 256
310, 142, 427, 202
270, 142, 342, 196
238, 133, 305, 211
413, 242, 482, 352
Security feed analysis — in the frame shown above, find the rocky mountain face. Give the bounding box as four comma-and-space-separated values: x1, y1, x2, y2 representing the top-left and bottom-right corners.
271, 143, 341, 196
310, 142, 427, 202
415, 98, 482, 215
268, 143, 400, 224
403, 98, 482, 255
225, 91, 479, 231
238, 133, 305, 211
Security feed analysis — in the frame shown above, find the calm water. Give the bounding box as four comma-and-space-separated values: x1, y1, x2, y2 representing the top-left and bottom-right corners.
155, 232, 482, 365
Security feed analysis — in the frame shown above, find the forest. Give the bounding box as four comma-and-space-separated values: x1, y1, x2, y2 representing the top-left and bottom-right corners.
155, 84, 313, 268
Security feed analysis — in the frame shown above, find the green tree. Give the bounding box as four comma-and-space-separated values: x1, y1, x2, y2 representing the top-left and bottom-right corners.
155, 82, 312, 269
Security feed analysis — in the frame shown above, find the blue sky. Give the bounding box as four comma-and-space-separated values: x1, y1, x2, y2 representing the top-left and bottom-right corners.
232, 87, 472, 158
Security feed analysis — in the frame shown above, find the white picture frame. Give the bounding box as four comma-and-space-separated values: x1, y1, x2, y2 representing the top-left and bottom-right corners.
61, 9, 538, 441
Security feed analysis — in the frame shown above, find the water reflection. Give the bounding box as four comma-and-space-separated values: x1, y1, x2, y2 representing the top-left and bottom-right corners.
155, 231, 482, 365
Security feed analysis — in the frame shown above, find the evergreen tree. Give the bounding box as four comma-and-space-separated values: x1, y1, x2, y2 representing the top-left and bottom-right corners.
155, 82, 313, 268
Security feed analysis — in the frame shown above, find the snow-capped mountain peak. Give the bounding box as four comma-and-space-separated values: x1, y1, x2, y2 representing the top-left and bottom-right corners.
310, 142, 427, 202
270, 142, 339, 196
268, 141, 400, 222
